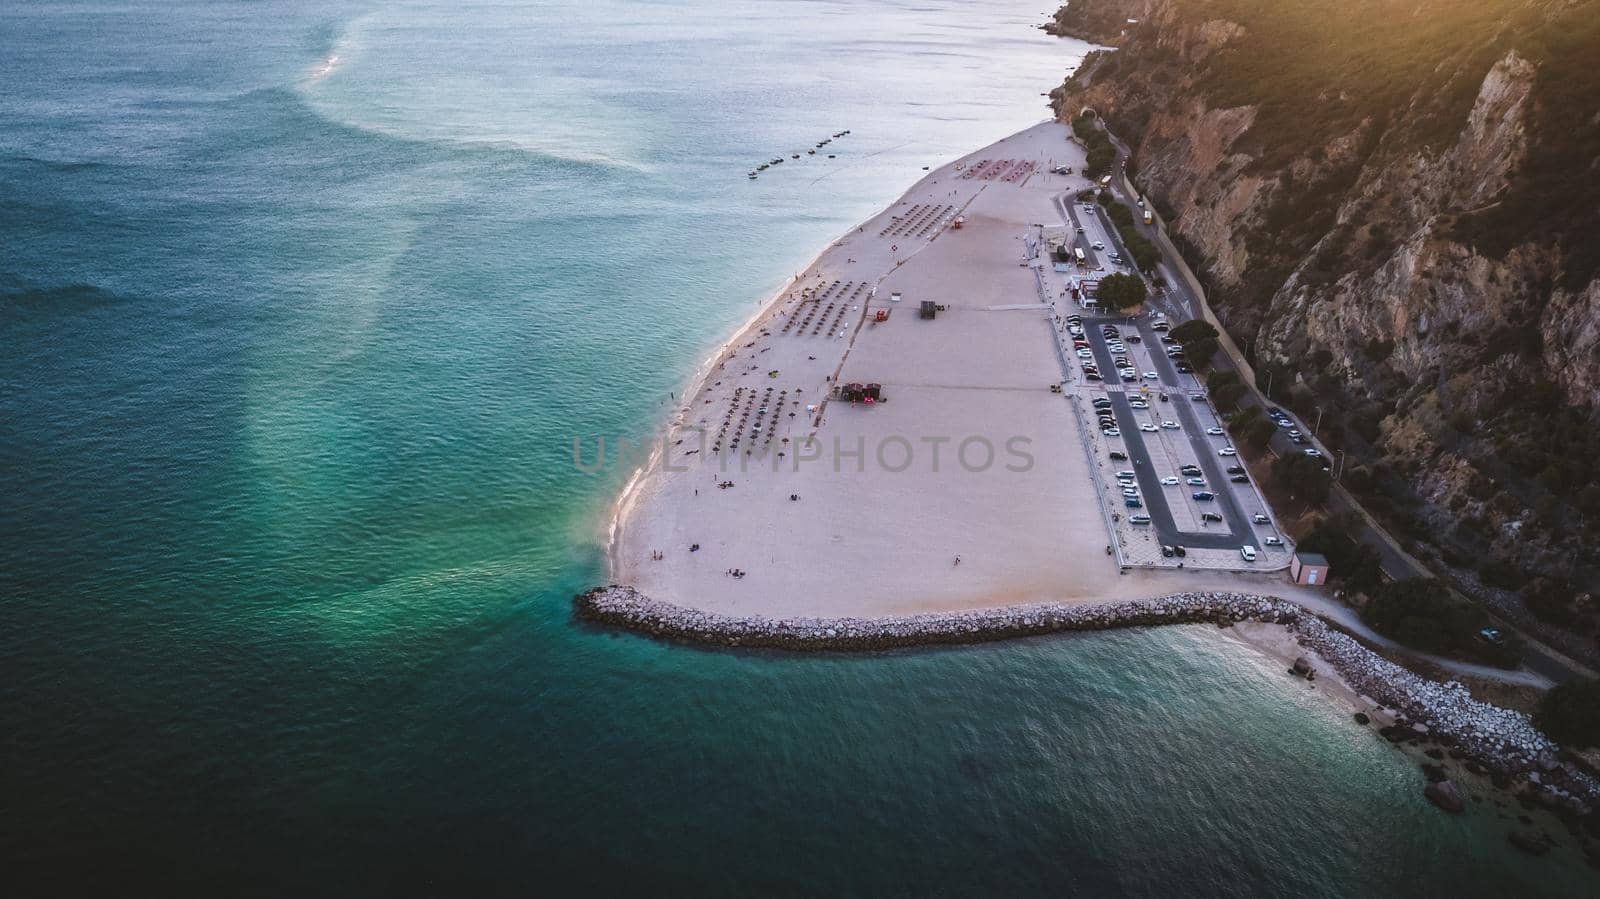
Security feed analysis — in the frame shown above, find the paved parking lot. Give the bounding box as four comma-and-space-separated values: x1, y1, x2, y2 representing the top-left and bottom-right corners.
1054, 310, 1290, 572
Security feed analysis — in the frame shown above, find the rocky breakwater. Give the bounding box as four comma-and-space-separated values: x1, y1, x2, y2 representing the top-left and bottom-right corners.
575, 585, 1600, 816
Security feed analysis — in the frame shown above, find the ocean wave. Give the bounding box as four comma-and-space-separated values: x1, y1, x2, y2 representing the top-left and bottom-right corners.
290, 14, 648, 175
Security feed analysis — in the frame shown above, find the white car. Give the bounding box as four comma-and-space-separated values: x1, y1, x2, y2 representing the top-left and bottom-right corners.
1104, 428, 1121, 437
1240, 545, 1258, 562
1206, 427, 1224, 436
1077, 349, 1094, 358
1304, 448, 1323, 457
1186, 477, 1205, 486
1160, 476, 1179, 486
1160, 421, 1179, 429
1140, 423, 1158, 432
1129, 400, 1149, 409
1264, 536, 1283, 547
1121, 487, 1139, 497
1092, 242, 1105, 250
1143, 371, 1158, 380
1218, 447, 1237, 456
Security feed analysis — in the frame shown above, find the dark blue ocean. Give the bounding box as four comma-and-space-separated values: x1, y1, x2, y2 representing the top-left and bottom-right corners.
1, 1, 1593, 894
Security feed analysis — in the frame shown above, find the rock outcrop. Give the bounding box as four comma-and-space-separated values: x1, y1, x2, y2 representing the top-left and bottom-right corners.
1048, 0, 1600, 655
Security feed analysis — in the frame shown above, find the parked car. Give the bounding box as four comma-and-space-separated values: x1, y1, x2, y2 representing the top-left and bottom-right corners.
1160, 476, 1180, 486
1264, 536, 1283, 546
1160, 420, 1179, 429
1226, 466, 1245, 474
1130, 514, 1152, 525
1240, 545, 1257, 562
1125, 498, 1143, 508
1230, 474, 1249, 483
1193, 491, 1216, 501
1218, 447, 1237, 456
1206, 427, 1224, 436
1104, 428, 1120, 437
1201, 512, 1223, 523
1252, 513, 1269, 524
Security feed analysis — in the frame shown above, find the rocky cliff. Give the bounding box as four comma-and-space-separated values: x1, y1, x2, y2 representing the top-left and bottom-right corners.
1050, 0, 1600, 652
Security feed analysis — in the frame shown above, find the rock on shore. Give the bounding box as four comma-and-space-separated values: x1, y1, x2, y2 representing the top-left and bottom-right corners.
574, 585, 1600, 814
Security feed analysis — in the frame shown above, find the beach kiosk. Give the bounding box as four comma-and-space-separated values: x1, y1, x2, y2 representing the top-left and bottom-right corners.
1290, 552, 1330, 586
919, 300, 937, 320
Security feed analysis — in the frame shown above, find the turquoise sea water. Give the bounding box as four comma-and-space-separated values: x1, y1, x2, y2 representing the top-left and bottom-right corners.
1, 1, 1593, 894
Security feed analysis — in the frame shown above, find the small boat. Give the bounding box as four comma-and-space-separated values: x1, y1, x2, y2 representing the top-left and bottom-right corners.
771, 158, 782, 165
748, 173, 758, 179
757, 163, 769, 171
828, 154, 835, 159
807, 149, 816, 155
791, 153, 799, 159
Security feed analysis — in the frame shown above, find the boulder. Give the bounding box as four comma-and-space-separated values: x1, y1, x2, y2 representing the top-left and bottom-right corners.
1291, 656, 1313, 677
1354, 712, 1370, 726
1506, 831, 1551, 856
1424, 780, 1467, 814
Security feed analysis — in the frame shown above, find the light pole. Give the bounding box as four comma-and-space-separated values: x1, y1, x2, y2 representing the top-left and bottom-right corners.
1314, 405, 1325, 436
1333, 449, 1346, 480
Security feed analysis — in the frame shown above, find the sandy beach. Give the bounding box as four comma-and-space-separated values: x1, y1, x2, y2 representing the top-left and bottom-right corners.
611, 121, 1315, 618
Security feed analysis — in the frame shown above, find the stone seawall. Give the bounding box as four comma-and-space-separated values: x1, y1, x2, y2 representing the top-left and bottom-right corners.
576, 585, 1600, 813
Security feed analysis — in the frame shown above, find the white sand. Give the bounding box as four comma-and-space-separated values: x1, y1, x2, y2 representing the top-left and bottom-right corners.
612, 122, 1310, 618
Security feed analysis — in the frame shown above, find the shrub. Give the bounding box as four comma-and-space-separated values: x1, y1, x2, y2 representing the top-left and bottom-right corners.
1536, 678, 1600, 748
1362, 578, 1520, 668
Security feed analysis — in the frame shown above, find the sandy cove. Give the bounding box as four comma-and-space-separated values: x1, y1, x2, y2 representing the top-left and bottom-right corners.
612, 120, 1309, 618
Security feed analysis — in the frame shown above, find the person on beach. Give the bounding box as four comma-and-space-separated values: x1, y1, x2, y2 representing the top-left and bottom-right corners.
953, 555, 961, 566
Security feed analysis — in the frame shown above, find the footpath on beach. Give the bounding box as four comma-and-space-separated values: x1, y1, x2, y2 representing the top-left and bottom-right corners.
576, 584, 1600, 815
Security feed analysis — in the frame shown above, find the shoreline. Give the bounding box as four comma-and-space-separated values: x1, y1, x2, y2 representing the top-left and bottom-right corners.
576, 584, 1600, 814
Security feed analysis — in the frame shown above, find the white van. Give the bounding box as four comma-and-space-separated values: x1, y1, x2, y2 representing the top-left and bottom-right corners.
1240, 545, 1258, 562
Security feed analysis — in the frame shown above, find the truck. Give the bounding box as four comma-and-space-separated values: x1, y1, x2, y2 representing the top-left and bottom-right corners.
1073, 246, 1087, 266
1142, 209, 1153, 225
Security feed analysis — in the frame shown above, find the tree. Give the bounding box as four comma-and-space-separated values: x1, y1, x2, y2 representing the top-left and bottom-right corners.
1169, 319, 1218, 344
1184, 336, 1219, 368
1096, 272, 1147, 310
1536, 678, 1600, 748
1272, 452, 1331, 504
1212, 381, 1247, 412
1244, 417, 1278, 447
